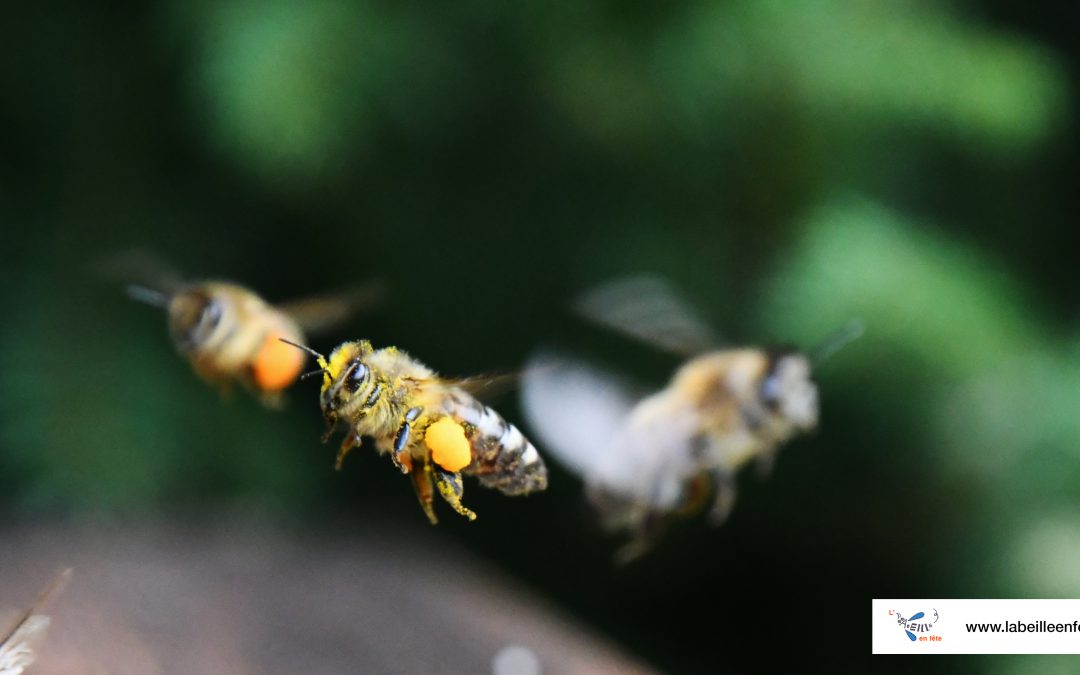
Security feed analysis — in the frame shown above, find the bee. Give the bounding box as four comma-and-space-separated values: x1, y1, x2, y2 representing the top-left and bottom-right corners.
1, 569, 71, 675
521, 277, 862, 561
283, 339, 548, 523
122, 267, 380, 408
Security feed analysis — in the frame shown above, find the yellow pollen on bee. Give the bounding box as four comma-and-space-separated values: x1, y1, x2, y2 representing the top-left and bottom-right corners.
326, 347, 356, 380
425, 417, 472, 472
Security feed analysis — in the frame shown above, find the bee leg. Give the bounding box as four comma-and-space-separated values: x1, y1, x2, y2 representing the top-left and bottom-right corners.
410, 458, 439, 525
433, 467, 477, 522
707, 469, 737, 525
334, 432, 361, 470
320, 413, 338, 443
674, 472, 712, 518
391, 407, 423, 474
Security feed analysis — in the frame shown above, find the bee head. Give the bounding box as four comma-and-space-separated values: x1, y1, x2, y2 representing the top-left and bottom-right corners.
317, 340, 378, 416
167, 288, 228, 353
760, 351, 818, 430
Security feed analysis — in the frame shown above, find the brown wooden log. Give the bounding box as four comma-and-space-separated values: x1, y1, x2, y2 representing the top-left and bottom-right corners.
0, 517, 655, 675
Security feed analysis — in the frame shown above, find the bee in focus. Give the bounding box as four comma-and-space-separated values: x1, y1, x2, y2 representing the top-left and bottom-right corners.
284, 339, 548, 523
0, 569, 71, 675
521, 277, 861, 561
120, 262, 380, 408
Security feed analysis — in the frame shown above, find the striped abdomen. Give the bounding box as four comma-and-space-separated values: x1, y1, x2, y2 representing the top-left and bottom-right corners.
444, 391, 547, 495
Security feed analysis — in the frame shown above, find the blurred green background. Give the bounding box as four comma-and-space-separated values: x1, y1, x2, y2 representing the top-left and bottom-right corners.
1, 1, 1077, 672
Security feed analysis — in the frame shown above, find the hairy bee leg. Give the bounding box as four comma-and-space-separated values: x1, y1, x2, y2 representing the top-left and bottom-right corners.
410, 459, 438, 525
674, 473, 712, 518
320, 420, 336, 444
389, 450, 409, 474
334, 432, 360, 471
433, 467, 477, 521
708, 469, 737, 525
391, 407, 423, 474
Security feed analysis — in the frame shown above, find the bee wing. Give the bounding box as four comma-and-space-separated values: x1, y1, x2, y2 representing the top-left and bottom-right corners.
573, 275, 724, 357
399, 371, 522, 406
442, 372, 522, 401
520, 350, 641, 480
94, 248, 186, 299
275, 280, 384, 335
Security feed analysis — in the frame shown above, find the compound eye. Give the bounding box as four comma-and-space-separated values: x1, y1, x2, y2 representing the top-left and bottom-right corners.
177, 297, 224, 350
344, 361, 369, 393
760, 375, 782, 409
199, 300, 223, 331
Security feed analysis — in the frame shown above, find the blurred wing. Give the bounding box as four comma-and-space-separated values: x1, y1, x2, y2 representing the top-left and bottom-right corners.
520, 350, 639, 479
808, 318, 866, 366
276, 281, 384, 335
401, 370, 522, 405
573, 275, 723, 357
440, 372, 521, 402
94, 248, 186, 297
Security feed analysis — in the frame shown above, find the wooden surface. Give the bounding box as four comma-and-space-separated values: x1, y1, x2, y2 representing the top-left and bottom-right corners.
0, 517, 656, 675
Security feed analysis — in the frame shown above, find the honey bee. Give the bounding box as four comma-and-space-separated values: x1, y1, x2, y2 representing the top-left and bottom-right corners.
521, 277, 862, 561
283, 339, 548, 523
0, 569, 71, 675
126, 277, 380, 408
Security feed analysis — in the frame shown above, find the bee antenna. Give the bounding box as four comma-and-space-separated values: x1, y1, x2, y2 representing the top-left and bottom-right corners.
810, 319, 865, 366
278, 337, 326, 361
126, 284, 170, 308
299, 368, 326, 381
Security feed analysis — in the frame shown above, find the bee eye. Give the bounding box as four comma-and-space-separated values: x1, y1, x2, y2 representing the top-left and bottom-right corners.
760, 375, 782, 410
174, 297, 224, 351
344, 361, 369, 393
199, 300, 223, 330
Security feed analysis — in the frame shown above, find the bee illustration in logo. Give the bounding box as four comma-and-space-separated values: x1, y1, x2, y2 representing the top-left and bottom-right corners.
112, 253, 381, 408
283, 339, 548, 523
521, 277, 862, 561
896, 609, 939, 641
0, 569, 71, 675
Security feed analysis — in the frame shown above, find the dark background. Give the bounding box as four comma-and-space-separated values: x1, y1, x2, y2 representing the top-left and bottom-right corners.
2, 1, 1078, 672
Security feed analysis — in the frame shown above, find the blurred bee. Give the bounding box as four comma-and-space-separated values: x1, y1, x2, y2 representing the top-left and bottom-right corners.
111, 253, 381, 408
0, 569, 71, 675
283, 339, 548, 523
521, 277, 862, 561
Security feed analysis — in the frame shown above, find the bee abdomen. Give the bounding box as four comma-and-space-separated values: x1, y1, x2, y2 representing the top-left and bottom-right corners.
452, 396, 547, 495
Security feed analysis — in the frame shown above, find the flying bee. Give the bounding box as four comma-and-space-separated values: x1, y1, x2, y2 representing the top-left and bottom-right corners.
283, 339, 548, 523
112, 252, 381, 407
1, 569, 71, 675
521, 277, 862, 561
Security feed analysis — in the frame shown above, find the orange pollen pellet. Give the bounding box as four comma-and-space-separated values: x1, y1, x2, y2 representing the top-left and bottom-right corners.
251, 331, 306, 391
425, 417, 472, 472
